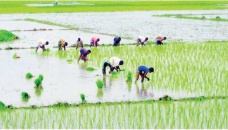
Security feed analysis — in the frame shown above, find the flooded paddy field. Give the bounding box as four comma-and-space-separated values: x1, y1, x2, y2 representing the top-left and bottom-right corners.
0, 49, 194, 107
1, 10, 228, 43
0, 10, 228, 128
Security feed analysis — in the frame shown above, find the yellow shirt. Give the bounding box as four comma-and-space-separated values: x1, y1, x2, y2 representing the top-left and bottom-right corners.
59, 39, 66, 47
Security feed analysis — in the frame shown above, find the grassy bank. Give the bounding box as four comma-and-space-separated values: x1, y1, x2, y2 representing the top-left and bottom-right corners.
0, 99, 227, 128
154, 14, 228, 22
0, 30, 18, 43
0, 1, 228, 14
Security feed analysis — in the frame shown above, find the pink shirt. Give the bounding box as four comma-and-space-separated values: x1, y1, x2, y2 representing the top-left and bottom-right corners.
91, 37, 99, 43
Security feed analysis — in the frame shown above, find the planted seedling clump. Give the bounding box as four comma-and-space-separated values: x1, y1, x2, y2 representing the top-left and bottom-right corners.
80, 94, 86, 103
26, 72, 33, 79
21, 92, 30, 99
0, 101, 6, 109
38, 74, 44, 81
86, 67, 95, 71
96, 80, 104, 89
34, 78, 42, 88
159, 95, 173, 101
126, 71, 132, 82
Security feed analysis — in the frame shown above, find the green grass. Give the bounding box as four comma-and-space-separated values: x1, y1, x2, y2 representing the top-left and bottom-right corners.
154, 14, 228, 22
0, 1, 228, 14
0, 99, 227, 128
0, 30, 18, 43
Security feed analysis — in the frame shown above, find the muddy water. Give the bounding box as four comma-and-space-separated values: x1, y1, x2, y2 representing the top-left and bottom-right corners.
0, 49, 192, 107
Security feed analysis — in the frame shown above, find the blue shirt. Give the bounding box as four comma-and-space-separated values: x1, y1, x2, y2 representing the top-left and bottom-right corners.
80, 48, 87, 57
138, 65, 149, 73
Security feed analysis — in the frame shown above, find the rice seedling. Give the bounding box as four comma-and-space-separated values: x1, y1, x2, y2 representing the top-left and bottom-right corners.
26, 72, 33, 79
96, 80, 104, 89
0, 30, 18, 42
80, 94, 86, 103
38, 74, 44, 81
21, 92, 30, 101
12, 53, 20, 59
34, 78, 42, 88
126, 71, 132, 82
86, 67, 95, 71
0, 101, 5, 109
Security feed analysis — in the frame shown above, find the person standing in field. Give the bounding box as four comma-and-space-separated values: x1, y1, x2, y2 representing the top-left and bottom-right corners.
76, 38, 83, 49
36, 39, 49, 52
137, 36, 148, 46
78, 48, 91, 63
135, 65, 154, 83
90, 37, 100, 47
113, 36, 121, 46
102, 56, 124, 75
155, 36, 166, 45
58, 39, 68, 51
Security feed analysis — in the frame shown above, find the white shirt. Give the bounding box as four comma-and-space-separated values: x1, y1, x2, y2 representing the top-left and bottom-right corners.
138, 36, 147, 42
110, 57, 121, 67
38, 39, 46, 46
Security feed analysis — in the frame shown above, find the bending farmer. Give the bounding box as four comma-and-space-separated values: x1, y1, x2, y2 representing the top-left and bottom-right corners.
76, 38, 83, 49
90, 37, 100, 47
58, 39, 68, 51
102, 57, 124, 75
78, 48, 91, 63
113, 36, 121, 46
137, 36, 148, 46
155, 36, 166, 45
36, 39, 49, 52
135, 65, 154, 83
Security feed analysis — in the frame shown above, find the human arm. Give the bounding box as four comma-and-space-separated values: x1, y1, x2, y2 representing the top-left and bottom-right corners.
141, 72, 148, 83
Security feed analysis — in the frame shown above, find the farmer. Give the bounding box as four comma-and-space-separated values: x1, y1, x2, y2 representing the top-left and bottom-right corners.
58, 39, 68, 51
76, 38, 83, 49
155, 36, 166, 45
135, 65, 154, 83
78, 48, 91, 62
113, 36, 121, 46
137, 36, 148, 46
36, 39, 49, 52
90, 37, 100, 47
110, 57, 124, 72
102, 56, 124, 75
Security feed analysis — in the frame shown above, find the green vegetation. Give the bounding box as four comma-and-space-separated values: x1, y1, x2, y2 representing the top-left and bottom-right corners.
21, 92, 30, 99
96, 79, 104, 89
0, 101, 6, 109
0, 30, 18, 43
26, 72, 33, 79
0, 99, 227, 128
36, 41, 228, 97
86, 67, 95, 71
154, 14, 228, 22
0, 1, 228, 14
80, 94, 86, 103
126, 71, 132, 82
38, 74, 44, 81
34, 77, 42, 88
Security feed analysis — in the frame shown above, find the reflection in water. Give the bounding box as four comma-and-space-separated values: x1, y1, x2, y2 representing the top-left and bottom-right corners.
136, 83, 154, 99
96, 89, 103, 99
35, 88, 43, 97
126, 81, 132, 92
